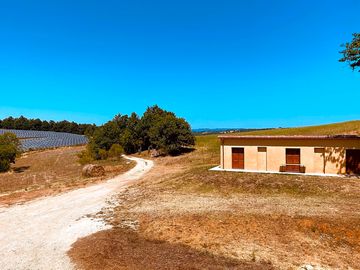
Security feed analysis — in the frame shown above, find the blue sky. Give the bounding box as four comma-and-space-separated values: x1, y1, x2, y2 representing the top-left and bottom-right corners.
0, 0, 359, 128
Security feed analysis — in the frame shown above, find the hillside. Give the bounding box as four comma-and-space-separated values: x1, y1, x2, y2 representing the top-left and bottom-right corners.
241, 120, 360, 136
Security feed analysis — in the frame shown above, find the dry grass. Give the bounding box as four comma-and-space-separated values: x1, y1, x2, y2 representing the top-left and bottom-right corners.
69, 135, 360, 269
0, 146, 135, 206
241, 120, 360, 136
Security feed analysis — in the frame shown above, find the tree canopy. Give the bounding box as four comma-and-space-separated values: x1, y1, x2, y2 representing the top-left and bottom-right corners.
86, 105, 195, 159
0, 132, 21, 172
0, 116, 96, 135
339, 33, 360, 72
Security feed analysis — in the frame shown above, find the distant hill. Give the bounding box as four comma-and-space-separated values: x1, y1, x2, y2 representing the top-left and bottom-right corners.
239, 120, 360, 136
192, 128, 272, 135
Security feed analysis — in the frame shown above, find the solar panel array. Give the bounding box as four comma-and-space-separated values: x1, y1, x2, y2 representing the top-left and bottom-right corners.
0, 129, 88, 151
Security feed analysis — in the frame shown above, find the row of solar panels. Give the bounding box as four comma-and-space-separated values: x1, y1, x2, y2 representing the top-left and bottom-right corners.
0, 129, 88, 150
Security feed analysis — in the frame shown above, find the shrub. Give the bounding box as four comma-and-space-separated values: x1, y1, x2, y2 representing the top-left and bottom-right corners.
98, 149, 108, 160
0, 158, 11, 172
0, 132, 21, 172
77, 148, 94, 165
108, 144, 124, 159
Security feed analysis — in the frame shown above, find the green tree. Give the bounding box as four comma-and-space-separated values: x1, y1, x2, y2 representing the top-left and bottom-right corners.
88, 120, 122, 159
0, 132, 21, 172
0, 116, 96, 135
121, 113, 142, 154
1, 117, 15, 129
339, 33, 360, 72
14, 116, 30, 130
148, 114, 195, 155
139, 105, 172, 150
84, 124, 97, 138
86, 105, 194, 159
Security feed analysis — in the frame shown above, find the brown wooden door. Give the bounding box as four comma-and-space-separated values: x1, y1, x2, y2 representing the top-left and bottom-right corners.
286, 148, 300, 172
346, 149, 360, 175
232, 148, 244, 169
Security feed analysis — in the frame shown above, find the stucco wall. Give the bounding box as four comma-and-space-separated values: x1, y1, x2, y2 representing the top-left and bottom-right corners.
257, 148, 267, 171
220, 138, 360, 174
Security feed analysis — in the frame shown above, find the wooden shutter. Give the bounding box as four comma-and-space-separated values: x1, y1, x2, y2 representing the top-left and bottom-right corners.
286, 148, 300, 172
232, 148, 244, 169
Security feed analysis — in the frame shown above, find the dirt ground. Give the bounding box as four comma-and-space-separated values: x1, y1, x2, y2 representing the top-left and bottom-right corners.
0, 146, 135, 206
69, 228, 273, 270
0, 156, 153, 270
69, 136, 360, 269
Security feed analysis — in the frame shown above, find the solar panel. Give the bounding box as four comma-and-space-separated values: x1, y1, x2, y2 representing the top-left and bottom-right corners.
0, 129, 88, 150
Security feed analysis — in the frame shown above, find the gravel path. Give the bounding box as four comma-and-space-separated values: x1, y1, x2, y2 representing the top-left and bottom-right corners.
0, 156, 153, 270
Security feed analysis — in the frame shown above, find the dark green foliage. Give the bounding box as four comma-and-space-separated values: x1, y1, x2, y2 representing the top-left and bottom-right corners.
121, 113, 142, 154
139, 105, 170, 149
0, 133, 21, 172
88, 105, 195, 159
0, 116, 96, 135
339, 33, 360, 72
148, 114, 195, 155
87, 114, 130, 159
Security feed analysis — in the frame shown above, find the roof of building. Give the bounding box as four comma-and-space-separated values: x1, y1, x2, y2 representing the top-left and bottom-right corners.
218, 135, 360, 140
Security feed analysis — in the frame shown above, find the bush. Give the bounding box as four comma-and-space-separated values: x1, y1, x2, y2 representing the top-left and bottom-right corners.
77, 148, 94, 165
98, 149, 108, 160
108, 144, 124, 159
0, 132, 21, 172
0, 158, 11, 172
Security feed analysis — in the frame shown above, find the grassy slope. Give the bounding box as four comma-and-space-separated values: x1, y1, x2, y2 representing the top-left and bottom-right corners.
240, 120, 360, 136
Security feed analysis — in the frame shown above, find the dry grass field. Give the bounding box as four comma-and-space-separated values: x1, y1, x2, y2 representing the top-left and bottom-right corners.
69, 134, 360, 270
241, 120, 360, 136
0, 146, 135, 206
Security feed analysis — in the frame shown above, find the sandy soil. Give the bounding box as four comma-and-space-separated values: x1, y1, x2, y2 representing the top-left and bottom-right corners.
0, 156, 153, 270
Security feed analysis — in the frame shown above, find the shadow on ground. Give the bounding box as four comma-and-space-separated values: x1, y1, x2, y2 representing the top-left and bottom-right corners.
69, 228, 274, 270
12, 166, 30, 173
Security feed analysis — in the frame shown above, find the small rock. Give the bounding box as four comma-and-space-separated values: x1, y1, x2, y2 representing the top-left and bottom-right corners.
150, 149, 161, 157
300, 264, 314, 270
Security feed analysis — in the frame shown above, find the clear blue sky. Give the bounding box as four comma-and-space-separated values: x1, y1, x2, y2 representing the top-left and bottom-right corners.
0, 0, 359, 128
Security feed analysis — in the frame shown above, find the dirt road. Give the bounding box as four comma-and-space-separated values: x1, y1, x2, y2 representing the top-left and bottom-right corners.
0, 156, 153, 270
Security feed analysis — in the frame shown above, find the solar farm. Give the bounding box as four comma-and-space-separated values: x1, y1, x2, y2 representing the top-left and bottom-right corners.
0, 129, 88, 151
